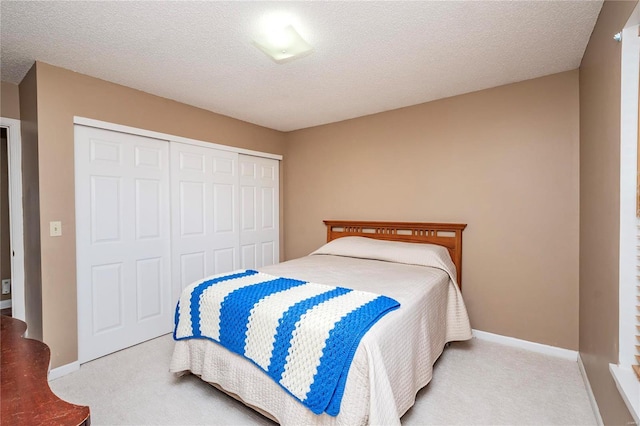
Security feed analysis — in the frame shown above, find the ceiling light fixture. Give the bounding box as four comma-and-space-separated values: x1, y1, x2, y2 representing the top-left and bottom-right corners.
253, 24, 313, 64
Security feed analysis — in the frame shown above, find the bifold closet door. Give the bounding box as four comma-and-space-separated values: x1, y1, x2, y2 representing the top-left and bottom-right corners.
170, 142, 240, 301
75, 126, 172, 363
239, 155, 279, 269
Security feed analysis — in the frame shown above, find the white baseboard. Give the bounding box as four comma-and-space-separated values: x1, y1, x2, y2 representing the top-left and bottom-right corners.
0, 299, 12, 310
472, 329, 578, 361
578, 355, 604, 426
48, 361, 80, 381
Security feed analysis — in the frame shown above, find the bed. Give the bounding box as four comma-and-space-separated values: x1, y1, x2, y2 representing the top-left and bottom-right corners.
170, 220, 472, 425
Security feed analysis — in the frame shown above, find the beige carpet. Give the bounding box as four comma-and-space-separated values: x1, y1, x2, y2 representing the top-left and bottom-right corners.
49, 335, 597, 425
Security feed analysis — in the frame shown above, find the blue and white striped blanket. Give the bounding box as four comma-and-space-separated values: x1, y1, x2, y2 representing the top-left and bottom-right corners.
173, 269, 400, 416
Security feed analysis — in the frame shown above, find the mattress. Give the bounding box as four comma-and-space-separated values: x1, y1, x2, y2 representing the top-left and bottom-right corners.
170, 244, 471, 425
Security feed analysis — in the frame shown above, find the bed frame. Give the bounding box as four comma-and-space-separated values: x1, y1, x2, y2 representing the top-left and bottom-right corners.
179, 220, 468, 422
324, 220, 467, 287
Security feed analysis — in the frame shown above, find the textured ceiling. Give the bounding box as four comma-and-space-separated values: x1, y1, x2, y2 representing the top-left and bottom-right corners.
0, 1, 602, 132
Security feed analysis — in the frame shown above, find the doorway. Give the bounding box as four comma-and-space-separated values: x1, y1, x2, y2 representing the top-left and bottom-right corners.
1, 128, 11, 315
0, 117, 25, 321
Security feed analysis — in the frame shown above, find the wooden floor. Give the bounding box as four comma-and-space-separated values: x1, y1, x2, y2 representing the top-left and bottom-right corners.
0, 308, 11, 317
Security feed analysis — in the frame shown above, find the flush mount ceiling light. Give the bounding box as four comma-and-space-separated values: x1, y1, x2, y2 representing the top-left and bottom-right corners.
253, 24, 313, 64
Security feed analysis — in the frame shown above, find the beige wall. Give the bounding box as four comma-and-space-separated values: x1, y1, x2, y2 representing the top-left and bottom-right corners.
285, 71, 580, 350
579, 1, 638, 424
19, 64, 43, 341
33, 62, 287, 368
1, 81, 21, 120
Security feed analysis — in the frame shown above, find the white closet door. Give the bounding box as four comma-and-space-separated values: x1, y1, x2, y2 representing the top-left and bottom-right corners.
75, 126, 171, 363
239, 155, 279, 269
170, 142, 239, 301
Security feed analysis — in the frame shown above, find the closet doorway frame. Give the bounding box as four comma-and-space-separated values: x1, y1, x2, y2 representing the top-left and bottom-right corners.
0, 117, 25, 321
73, 117, 283, 161
73, 116, 283, 361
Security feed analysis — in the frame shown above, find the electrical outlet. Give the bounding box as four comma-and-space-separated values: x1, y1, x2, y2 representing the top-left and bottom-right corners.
50, 221, 62, 237
1, 279, 10, 295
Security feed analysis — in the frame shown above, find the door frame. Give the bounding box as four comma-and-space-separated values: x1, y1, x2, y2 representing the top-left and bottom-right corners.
0, 117, 25, 321
618, 12, 640, 370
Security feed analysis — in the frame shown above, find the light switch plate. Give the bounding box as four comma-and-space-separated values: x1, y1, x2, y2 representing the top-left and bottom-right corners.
50, 221, 62, 237
1, 279, 10, 295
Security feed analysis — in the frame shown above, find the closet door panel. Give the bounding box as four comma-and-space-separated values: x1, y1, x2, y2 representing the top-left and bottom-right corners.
213, 184, 234, 232
261, 187, 276, 230
135, 257, 163, 321
76, 125, 171, 363
213, 248, 235, 273
209, 149, 239, 273
179, 181, 206, 236
241, 244, 257, 269
239, 155, 279, 269
90, 176, 122, 244
179, 251, 206, 290
170, 143, 239, 301
90, 262, 124, 334
261, 241, 276, 267
135, 178, 161, 240
240, 186, 257, 231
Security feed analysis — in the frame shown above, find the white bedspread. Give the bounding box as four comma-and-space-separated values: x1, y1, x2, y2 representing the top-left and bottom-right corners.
170, 253, 471, 425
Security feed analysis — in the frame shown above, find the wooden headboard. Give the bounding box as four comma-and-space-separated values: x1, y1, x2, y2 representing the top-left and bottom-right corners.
324, 220, 467, 287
